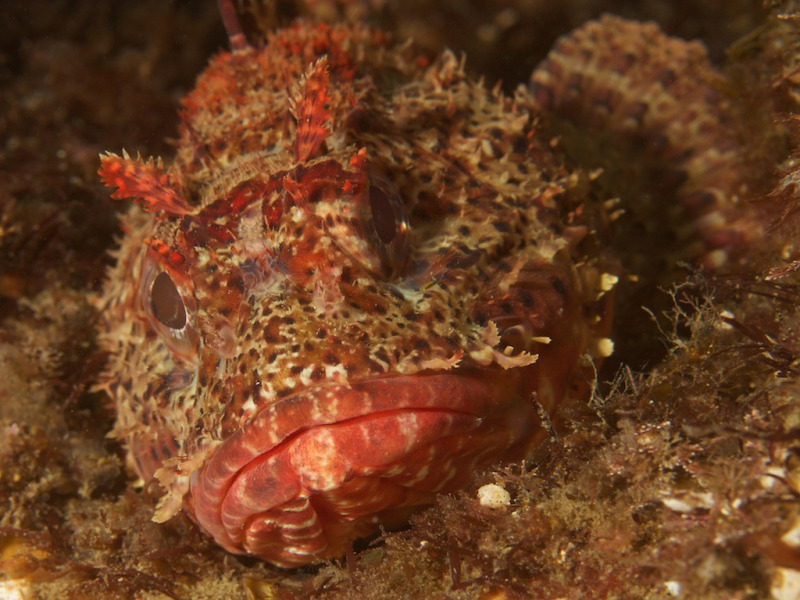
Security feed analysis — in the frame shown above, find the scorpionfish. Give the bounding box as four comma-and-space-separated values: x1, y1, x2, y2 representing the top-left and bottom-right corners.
97, 13, 756, 567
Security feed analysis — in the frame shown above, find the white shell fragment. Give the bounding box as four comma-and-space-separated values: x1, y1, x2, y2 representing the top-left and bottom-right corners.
477, 483, 511, 508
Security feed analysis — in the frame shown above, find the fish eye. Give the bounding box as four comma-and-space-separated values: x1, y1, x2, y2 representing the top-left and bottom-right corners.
366, 172, 409, 274
140, 249, 199, 360
151, 271, 187, 329
369, 185, 398, 244
312, 165, 410, 278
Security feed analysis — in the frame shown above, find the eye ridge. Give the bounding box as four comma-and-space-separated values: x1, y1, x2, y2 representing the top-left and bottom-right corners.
151, 271, 187, 329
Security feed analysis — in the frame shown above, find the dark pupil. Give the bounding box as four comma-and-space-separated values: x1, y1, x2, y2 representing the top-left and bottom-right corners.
151, 272, 187, 329
369, 185, 396, 244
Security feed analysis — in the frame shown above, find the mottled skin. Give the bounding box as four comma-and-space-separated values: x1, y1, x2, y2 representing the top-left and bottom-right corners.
97, 17, 749, 567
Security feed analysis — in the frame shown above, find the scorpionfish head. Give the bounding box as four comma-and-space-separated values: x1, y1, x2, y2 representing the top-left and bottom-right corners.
97, 22, 611, 567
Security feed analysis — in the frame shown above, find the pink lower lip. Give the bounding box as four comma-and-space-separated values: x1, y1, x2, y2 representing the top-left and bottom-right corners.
186, 371, 534, 565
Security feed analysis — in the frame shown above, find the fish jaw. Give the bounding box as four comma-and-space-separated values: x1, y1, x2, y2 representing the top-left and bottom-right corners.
185, 370, 539, 567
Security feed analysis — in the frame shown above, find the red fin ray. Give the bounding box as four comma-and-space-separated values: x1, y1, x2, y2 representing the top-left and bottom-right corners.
99, 151, 191, 216
290, 57, 332, 163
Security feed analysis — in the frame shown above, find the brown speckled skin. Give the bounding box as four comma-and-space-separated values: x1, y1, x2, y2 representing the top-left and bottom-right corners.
97, 17, 746, 567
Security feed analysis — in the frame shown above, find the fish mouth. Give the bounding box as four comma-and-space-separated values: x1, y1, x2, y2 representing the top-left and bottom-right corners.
186, 369, 538, 567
